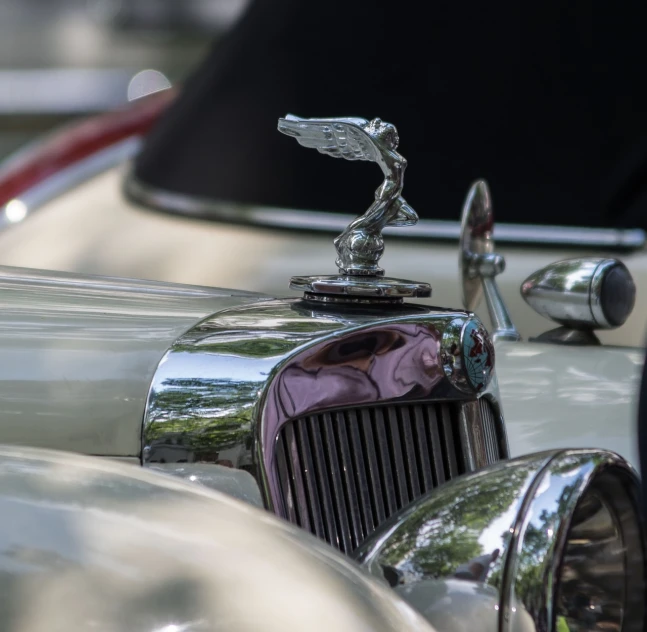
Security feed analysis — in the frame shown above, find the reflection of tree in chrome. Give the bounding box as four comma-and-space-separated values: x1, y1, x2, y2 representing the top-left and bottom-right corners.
373, 464, 534, 581
146, 377, 257, 461
513, 480, 580, 623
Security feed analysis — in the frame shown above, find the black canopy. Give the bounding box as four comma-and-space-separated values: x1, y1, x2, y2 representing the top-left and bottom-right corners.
134, 0, 647, 228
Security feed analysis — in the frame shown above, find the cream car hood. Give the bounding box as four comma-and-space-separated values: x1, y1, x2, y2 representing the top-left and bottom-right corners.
498, 340, 644, 469
0, 265, 265, 457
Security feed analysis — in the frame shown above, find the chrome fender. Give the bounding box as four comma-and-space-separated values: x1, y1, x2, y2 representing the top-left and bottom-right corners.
354, 449, 645, 632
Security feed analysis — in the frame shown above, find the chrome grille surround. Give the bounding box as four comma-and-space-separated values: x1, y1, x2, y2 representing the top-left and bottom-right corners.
143, 299, 507, 538
274, 398, 504, 553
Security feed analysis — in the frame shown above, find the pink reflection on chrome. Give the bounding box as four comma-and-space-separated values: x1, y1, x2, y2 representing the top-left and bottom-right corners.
262, 323, 444, 513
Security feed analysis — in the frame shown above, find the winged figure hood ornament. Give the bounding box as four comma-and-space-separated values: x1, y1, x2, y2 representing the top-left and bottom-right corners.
278, 114, 431, 303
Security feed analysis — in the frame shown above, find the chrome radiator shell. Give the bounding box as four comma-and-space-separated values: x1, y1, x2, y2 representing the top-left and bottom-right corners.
143, 298, 507, 545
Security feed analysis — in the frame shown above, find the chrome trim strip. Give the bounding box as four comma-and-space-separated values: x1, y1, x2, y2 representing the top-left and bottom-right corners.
0, 137, 142, 230
125, 174, 646, 251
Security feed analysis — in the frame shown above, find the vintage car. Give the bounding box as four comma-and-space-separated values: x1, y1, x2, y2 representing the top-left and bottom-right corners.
0, 442, 643, 632
0, 112, 643, 631
0, 37, 644, 479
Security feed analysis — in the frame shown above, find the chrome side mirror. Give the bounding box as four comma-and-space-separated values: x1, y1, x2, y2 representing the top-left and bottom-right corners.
522, 258, 636, 344
459, 180, 521, 342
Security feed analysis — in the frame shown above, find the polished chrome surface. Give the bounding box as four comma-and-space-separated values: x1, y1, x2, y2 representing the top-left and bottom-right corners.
476, 397, 503, 466
0, 445, 435, 632
275, 400, 503, 554
258, 315, 499, 519
0, 265, 262, 457
459, 180, 494, 312
277, 115, 431, 301
354, 449, 645, 632
555, 481, 636, 631
124, 172, 647, 250
143, 300, 505, 525
291, 274, 431, 302
521, 258, 637, 335
278, 115, 418, 276
459, 180, 521, 342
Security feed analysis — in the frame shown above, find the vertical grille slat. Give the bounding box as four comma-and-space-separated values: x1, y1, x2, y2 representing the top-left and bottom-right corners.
412, 405, 435, 493
479, 398, 500, 465
307, 415, 339, 547
275, 433, 299, 524
424, 404, 447, 486
399, 406, 421, 500
321, 412, 353, 553
386, 406, 410, 509
274, 400, 503, 551
346, 409, 375, 536
335, 411, 364, 548
373, 407, 398, 516
438, 405, 460, 478
359, 408, 386, 525
294, 420, 325, 539
283, 424, 311, 533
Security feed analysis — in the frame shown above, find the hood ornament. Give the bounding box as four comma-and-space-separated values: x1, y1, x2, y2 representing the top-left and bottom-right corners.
278, 114, 431, 302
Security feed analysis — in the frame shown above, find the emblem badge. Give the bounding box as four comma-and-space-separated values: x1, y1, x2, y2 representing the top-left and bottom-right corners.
461, 321, 494, 392
278, 114, 431, 302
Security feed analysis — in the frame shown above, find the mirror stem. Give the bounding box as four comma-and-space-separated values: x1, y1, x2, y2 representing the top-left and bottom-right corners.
473, 253, 521, 342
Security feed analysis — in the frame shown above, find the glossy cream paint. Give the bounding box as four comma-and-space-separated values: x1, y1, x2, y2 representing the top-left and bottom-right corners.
0, 266, 263, 456
0, 166, 644, 347
0, 445, 434, 632
498, 340, 644, 469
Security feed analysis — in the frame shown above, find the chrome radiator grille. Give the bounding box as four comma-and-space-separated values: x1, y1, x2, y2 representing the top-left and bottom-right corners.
274, 400, 503, 553
480, 396, 500, 465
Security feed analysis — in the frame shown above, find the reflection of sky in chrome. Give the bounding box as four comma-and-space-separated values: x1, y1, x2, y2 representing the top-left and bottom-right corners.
477, 466, 581, 555
157, 350, 277, 383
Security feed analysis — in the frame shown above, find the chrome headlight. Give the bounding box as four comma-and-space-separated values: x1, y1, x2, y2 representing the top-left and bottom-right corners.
521, 258, 636, 330
355, 450, 645, 632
